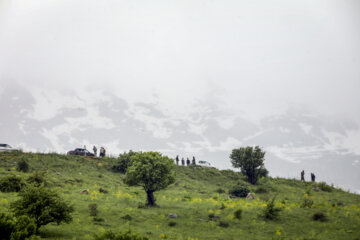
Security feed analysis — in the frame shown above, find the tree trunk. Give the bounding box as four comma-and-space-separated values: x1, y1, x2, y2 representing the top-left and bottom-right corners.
146, 190, 155, 206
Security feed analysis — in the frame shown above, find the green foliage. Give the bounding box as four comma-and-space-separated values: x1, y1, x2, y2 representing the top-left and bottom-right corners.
312, 212, 328, 222
262, 196, 282, 220
0, 213, 36, 240
16, 159, 29, 173
93, 230, 149, 240
0, 175, 25, 192
230, 146, 267, 184
10, 185, 73, 230
10, 215, 37, 240
88, 203, 98, 217
111, 150, 137, 173
124, 152, 175, 206
168, 221, 176, 227
229, 183, 250, 198
121, 214, 132, 221
301, 198, 314, 208
218, 221, 230, 228
255, 186, 268, 194
0, 212, 14, 240
26, 172, 47, 187
215, 188, 225, 194
317, 182, 333, 192
234, 209, 242, 220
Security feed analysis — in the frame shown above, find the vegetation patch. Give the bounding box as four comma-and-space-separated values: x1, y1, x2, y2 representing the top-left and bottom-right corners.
0, 175, 25, 192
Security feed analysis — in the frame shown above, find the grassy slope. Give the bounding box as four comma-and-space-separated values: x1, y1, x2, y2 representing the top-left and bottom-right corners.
0, 151, 359, 240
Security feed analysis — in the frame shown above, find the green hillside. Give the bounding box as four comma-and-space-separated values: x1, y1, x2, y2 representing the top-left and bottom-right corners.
0, 151, 359, 240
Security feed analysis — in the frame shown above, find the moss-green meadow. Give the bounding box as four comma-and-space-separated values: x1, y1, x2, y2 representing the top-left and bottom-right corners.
1, 151, 359, 240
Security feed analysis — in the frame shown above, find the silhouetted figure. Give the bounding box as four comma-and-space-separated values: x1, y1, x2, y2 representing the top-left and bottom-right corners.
100, 147, 106, 158
93, 146, 97, 157
311, 173, 316, 182
301, 170, 305, 181
192, 156, 196, 165
176, 155, 179, 165
103, 148, 106, 157
181, 158, 185, 166
186, 158, 190, 166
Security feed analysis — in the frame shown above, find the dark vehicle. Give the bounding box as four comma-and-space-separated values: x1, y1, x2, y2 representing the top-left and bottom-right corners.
67, 148, 94, 157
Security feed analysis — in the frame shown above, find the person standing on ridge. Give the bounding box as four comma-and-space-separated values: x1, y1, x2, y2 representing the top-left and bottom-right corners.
186, 158, 190, 166
176, 155, 179, 165
301, 170, 305, 181
93, 146, 97, 157
181, 157, 185, 166
192, 156, 196, 165
311, 173, 316, 182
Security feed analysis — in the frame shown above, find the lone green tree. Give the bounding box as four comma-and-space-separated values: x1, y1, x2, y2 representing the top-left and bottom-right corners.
124, 152, 175, 206
10, 185, 73, 230
230, 146, 267, 184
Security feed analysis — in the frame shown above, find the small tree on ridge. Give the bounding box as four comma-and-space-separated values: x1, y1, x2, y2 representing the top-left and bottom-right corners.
230, 146, 267, 184
124, 152, 175, 206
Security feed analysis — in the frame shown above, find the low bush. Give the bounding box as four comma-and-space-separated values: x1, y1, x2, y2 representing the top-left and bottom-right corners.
0, 175, 25, 192
301, 198, 314, 208
121, 214, 132, 221
234, 209, 242, 220
93, 230, 148, 240
218, 221, 230, 228
27, 172, 47, 187
262, 196, 282, 220
0, 213, 37, 240
11, 185, 74, 230
16, 159, 29, 173
168, 221, 176, 227
312, 212, 328, 222
88, 203, 98, 217
317, 182, 333, 192
229, 183, 250, 198
215, 188, 225, 194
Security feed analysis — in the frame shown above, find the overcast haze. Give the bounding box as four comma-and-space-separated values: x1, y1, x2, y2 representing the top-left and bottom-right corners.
1, 0, 360, 192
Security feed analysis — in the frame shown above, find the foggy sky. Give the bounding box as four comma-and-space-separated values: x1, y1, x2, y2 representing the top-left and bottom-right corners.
1, 0, 360, 192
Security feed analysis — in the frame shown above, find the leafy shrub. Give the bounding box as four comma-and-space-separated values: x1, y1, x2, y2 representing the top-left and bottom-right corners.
121, 214, 132, 221
301, 198, 314, 208
262, 196, 282, 220
0, 212, 14, 240
93, 230, 149, 240
312, 212, 327, 222
16, 159, 29, 173
10, 185, 73, 230
208, 213, 215, 219
215, 188, 225, 194
88, 203, 98, 217
168, 221, 176, 227
93, 217, 105, 222
218, 221, 230, 228
111, 150, 137, 173
0, 213, 36, 240
219, 203, 226, 210
10, 215, 37, 240
234, 209, 242, 220
27, 172, 47, 187
229, 183, 250, 198
317, 182, 333, 192
0, 175, 25, 192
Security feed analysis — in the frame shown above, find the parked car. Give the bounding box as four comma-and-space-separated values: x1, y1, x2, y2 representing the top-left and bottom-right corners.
0, 143, 17, 152
197, 160, 212, 168
67, 148, 94, 157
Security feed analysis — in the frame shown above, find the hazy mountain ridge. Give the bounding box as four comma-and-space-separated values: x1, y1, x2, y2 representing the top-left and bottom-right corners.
0, 82, 359, 192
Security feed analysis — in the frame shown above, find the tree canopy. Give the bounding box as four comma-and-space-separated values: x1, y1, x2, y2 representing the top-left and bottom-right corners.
124, 151, 175, 206
230, 146, 267, 184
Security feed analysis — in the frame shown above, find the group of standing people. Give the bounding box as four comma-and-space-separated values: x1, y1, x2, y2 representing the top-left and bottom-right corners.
175, 155, 196, 166
92, 145, 106, 158
301, 170, 316, 182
